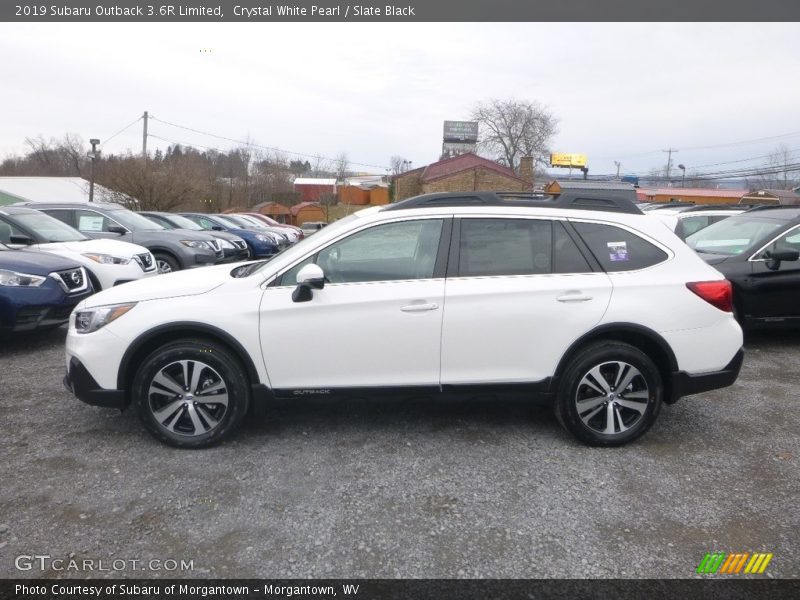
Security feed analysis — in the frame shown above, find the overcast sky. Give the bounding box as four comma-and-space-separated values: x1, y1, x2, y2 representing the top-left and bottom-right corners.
2, 22, 799, 178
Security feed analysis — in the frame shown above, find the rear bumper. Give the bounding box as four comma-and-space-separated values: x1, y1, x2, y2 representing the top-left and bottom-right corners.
64, 356, 126, 409
669, 348, 744, 402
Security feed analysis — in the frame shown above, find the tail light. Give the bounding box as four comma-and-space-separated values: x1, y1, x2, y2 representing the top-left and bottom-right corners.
686, 280, 733, 312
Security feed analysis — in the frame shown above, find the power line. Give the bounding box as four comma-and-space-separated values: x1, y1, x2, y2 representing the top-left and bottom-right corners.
100, 116, 143, 148
148, 115, 389, 171
597, 129, 800, 161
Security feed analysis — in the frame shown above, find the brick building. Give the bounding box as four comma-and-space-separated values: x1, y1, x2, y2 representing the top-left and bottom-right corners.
393, 153, 532, 201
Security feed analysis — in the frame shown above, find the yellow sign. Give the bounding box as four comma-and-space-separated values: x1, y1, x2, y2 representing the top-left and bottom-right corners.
550, 153, 588, 168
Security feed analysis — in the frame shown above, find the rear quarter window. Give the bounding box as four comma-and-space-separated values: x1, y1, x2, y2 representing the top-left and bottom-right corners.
572, 222, 668, 272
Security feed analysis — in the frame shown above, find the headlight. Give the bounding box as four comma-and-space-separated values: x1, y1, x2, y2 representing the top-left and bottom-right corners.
180, 240, 211, 249
74, 302, 137, 334
254, 234, 272, 243
0, 269, 46, 287
83, 253, 131, 265
218, 239, 234, 249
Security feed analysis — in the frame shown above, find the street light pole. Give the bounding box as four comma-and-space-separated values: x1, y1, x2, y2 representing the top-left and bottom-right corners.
678, 164, 686, 188
88, 138, 100, 202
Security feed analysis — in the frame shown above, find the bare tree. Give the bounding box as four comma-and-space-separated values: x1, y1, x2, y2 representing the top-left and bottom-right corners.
389, 155, 408, 177
334, 152, 349, 183
471, 99, 558, 171
751, 144, 800, 190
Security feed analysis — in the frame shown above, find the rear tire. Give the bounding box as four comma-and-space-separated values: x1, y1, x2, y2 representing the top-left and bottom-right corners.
132, 339, 250, 448
555, 342, 662, 446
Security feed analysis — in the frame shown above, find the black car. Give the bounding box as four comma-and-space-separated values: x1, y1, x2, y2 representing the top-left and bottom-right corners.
686, 206, 800, 328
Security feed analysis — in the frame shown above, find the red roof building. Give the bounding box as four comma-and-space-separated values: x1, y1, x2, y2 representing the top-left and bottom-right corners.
393, 153, 532, 201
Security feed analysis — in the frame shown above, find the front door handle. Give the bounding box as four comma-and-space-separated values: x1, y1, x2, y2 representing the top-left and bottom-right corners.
557, 292, 593, 303
401, 302, 439, 312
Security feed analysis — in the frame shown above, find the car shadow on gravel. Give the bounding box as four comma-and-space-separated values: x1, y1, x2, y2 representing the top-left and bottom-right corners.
743, 327, 800, 348
242, 394, 561, 443
0, 326, 66, 356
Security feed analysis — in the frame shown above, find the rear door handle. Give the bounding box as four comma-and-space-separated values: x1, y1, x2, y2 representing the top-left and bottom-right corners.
556, 292, 593, 303
401, 302, 439, 312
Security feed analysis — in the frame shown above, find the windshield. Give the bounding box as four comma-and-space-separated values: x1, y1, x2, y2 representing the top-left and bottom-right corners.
212, 215, 241, 229
223, 215, 259, 228
234, 213, 360, 278
12, 212, 88, 242
110, 209, 167, 231
163, 214, 204, 230
686, 216, 784, 256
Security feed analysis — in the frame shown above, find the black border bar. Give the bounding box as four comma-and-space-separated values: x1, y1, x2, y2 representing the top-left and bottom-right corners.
4, 0, 800, 22
2, 579, 800, 600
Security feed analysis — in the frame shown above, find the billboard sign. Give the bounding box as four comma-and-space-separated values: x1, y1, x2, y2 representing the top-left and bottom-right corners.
550, 153, 588, 168
443, 121, 479, 143
441, 141, 477, 158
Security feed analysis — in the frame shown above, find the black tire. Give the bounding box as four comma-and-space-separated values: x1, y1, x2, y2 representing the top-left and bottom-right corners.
153, 252, 180, 274
555, 342, 662, 447
132, 338, 250, 448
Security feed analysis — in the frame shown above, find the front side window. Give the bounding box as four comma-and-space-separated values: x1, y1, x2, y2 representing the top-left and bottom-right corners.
75, 209, 114, 233
572, 222, 667, 272
279, 219, 443, 285
754, 225, 800, 259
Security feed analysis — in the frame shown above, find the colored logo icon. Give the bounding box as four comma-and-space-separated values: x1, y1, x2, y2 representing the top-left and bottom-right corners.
696, 552, 773, 574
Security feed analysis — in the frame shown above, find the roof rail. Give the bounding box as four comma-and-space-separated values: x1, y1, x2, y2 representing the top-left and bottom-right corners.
681, 204, 749, 212
383, 189, 642, 215
745, 204, 800, 212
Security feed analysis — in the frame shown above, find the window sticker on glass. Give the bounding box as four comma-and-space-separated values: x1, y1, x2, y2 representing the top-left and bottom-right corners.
78, 215, 104, 231
607, 241, 628, 262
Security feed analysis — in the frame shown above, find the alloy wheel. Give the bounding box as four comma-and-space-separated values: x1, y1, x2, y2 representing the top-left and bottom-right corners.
156, 259, 173, 274
574, 361, 649, 435
147, 359, 229, 437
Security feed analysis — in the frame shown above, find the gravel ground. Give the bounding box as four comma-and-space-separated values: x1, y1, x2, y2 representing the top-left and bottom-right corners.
0, 327, 798, 579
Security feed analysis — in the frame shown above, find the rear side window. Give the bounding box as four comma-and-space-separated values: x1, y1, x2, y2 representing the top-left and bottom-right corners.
572, 222, 667, 272
553, 221, 592, 273
459, 218, 552, 276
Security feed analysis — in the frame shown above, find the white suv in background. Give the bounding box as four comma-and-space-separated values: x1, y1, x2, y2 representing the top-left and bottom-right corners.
63, 188, 743, 448
0, 206, 157, 290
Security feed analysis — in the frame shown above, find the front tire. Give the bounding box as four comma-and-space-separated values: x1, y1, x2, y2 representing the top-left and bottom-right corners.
154, 252, 180, 274
555, 342, 662, 446
132, 339, 250, 448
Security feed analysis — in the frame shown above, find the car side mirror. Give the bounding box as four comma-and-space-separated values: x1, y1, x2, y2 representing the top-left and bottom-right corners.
292, 263, 325, 303
764, 249, 799, 270
211, 226, 224, 231
107, 225, 127, 235
9, 234, 33, 245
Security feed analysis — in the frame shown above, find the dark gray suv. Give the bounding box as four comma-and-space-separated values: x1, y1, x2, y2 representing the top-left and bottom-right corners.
18, 202, 221, 273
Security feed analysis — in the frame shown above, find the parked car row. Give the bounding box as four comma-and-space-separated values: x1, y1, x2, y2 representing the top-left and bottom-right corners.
643, 201, 800, 329
1, 201, 308, 334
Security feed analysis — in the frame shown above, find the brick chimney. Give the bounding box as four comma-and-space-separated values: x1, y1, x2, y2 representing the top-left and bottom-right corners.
519, 156, 534, 189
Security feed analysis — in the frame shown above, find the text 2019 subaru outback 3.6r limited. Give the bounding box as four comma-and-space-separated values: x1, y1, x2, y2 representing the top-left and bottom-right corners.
64, 188, 744, 448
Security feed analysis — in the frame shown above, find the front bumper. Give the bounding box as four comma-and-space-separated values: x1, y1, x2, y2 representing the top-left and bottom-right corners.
64, 356, 126, 409
669, 348, 744, 403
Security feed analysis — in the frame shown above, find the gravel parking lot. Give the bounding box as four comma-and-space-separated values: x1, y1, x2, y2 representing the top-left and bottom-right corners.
1, 328, 798, 579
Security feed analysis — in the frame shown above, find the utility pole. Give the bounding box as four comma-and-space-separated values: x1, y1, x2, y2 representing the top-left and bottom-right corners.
663, 148, 678, 181
88, 138, 100, 202
142, 111, 149, 157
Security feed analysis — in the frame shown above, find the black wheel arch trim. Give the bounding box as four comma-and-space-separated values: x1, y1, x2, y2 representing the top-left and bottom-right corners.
551, 322, 679, 398
149, 247, 185, 269
117, 322, 262, 402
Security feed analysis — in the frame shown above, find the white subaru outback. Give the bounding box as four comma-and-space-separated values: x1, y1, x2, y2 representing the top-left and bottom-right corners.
63, 189, 743, 448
